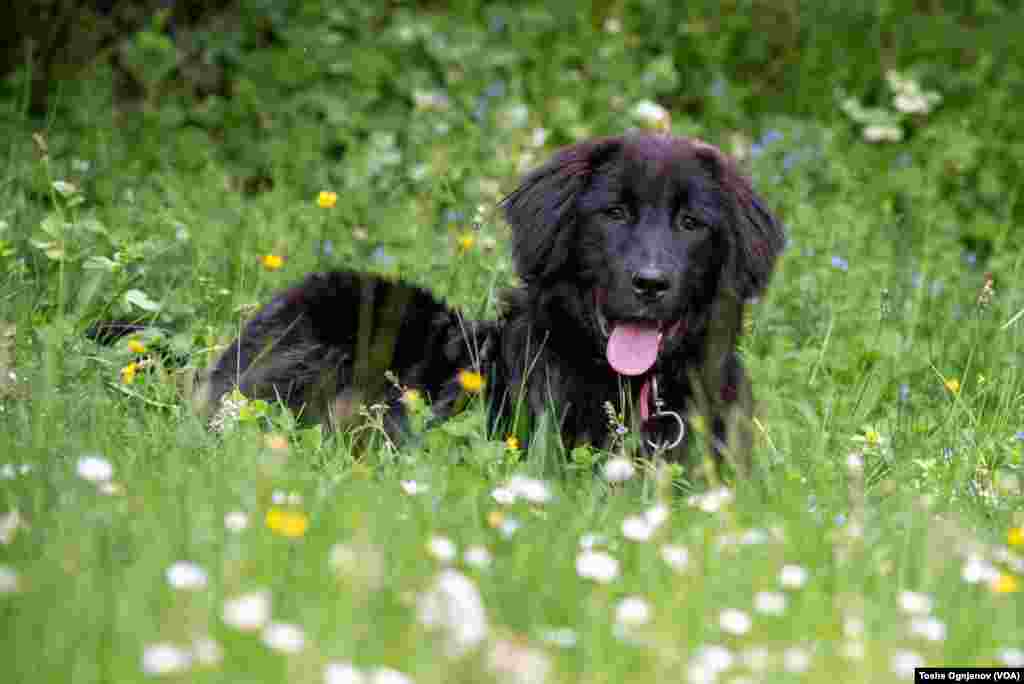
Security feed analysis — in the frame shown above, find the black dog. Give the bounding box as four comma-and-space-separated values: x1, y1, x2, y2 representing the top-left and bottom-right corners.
489, 134, 783, 472
198, 133, 783, 471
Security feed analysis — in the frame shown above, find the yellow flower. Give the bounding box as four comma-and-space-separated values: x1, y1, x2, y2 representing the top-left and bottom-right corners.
261, 254, 284, 271
121, 362, 139, 384
401, 388, 423, 409
265, 508, 309, 538
317, 191, 338, 209
1009, 527, 1024, 547
458, 369, 484, 394
505, 435, 520, 452
457, 233, 475, 252
487, 510, 505, 528
865, 429, 881, 447
944, 377, 961, 394
127, 339, 147, 354
990, 573, 1019, 594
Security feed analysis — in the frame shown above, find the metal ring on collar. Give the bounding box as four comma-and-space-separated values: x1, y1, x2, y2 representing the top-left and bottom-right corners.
646, 409, 685, 451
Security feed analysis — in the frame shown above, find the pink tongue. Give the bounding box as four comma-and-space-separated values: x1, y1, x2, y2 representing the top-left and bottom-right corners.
607, 322, 661, 376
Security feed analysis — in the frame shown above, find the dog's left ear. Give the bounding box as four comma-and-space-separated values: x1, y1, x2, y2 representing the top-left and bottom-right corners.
503, 138, 620, 284
695, 142, 785, 300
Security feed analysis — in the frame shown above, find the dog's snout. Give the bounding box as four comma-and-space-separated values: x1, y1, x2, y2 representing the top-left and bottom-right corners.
631, 268, 671, 301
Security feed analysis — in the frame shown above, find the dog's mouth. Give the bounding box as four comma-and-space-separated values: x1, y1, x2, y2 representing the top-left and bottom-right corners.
595, 290, 684, 376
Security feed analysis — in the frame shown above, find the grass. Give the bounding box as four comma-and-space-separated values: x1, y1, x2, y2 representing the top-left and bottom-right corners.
1, 2, 1023, 682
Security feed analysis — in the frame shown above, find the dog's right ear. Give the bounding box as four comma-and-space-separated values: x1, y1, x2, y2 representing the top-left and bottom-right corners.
503, 138, 619, 283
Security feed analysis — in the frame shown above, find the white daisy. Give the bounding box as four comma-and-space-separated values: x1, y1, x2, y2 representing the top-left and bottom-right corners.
660, 544, 690, 572
753, 591, 786, 616
165, 561, 208, 591
426, 536, 457, 563
615, 596, 652, 627
325, 662, 365, 684
575, 550, 619, 583
222, 591, 271, 632
261, 623, 306, 654
77, 455, 113, 483
778, 564, 808, 589
719, 609, 752, 635
142, 643, 192, 676
417, 569, 488, 655
603, 457, 636, 483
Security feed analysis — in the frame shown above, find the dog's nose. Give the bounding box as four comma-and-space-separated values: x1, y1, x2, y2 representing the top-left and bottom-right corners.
631, 268, 671, 301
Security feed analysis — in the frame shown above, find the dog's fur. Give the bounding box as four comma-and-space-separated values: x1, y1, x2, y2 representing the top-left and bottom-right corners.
197, 270, 493, 437
199, 133, 783, 470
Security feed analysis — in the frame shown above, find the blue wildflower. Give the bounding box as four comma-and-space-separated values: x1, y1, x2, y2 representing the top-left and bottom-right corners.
443, 209, 465, 224
1014, 431, 1024, 442
831, 256, 849, 272
485, 80, 507, 99
710, 76, 726, 99
372, 246, 395, 267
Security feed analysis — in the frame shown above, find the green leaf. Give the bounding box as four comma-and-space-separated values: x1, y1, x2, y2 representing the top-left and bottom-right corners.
83, 256, 120, 272
39, 214, 69, 238
124, 289, 162, 312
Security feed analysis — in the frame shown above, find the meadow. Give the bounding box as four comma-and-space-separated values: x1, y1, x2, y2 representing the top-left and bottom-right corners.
0, 2, 1022, 682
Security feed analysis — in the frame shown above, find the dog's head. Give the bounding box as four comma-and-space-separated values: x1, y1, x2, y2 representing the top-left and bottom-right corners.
503, 133, 783, 375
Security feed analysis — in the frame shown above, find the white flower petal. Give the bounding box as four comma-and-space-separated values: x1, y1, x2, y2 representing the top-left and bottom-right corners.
224, 511, 249, 532
909, 616, 946, 642
897, 590, 933, 616
166, 561, 208, 591
891, 650, 925, 680
783, 647, 811, 673
261, 622, 306, 654
622, 516, 654, 542
603, 458, 635, 483
575, 550, 619, 583
491, 487, 517, 505
222, 591, 271, 632
507, 475, 552, 505
719, 609, 752, 635
660, 544, 690, 572
192, 637, 223, 667
0, 565, 20, 594
400, 480, 427, 495
370, 667, 414, 684
463, 545, 492, 569
779, 564, 808, 589
325, 662, 365, 684
142, 643, 192, 676
616, 596, 651, 626
417, 569, 488, 655
753, 591, 786, 616
77, 455, 113, 483
426, 536, 457, 563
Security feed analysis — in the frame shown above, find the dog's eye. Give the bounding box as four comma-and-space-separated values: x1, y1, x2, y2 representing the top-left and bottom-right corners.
675, 213, 704, 232
602, 205, 630, 222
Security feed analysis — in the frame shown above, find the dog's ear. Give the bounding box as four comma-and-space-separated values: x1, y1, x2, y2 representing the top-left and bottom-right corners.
694, 141, 784, 300
503, 138, 620, 283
